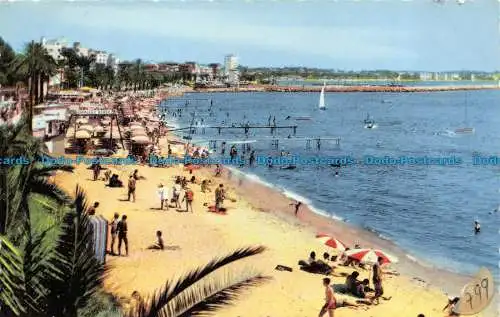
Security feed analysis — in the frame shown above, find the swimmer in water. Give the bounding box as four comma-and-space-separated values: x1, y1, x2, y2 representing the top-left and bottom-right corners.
335, 171, 339, 177
474, 221, 480, 234
285, 115, 291, 120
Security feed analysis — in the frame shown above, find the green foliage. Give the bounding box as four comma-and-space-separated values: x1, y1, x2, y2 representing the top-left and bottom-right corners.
129, 246, 269, 317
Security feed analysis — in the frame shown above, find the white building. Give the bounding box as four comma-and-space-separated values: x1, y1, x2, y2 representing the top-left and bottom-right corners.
224, 54, 239, 86
107, 54, 120, 73
41, 37, 68, 61
93, 51, 109, 65
73, 42, 90, 58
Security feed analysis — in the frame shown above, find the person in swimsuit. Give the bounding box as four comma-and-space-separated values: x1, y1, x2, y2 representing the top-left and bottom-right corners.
319, 277, 336, 317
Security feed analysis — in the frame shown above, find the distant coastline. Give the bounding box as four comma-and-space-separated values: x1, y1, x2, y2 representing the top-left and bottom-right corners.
193, 83, 500, 93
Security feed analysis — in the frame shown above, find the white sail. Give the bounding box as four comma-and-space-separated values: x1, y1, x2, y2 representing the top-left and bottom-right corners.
318, 83, 326, 110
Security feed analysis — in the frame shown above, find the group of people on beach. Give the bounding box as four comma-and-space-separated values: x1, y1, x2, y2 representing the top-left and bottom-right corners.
317, 256, 389, 316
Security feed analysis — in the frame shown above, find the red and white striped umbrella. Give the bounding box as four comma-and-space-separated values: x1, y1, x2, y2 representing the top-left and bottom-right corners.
316, 234, 347, 251
343, 248, 398, 265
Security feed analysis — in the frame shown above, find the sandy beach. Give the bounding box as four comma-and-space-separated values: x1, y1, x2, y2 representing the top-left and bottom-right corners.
52, 132, 494, 317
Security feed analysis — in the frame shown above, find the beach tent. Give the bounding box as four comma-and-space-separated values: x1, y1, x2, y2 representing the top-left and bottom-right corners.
131, 135, 150, 144
89, 215, 108, 264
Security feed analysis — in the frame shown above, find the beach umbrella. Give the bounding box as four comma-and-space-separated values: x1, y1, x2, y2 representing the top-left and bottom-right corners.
75, 130, 91, 139
130, 125, 145, 131
343, 248, 398, 265
104, 132, 122, 139
316, 234, 347, 251
131, 130, 148, 137
79, 124, 94, 132
94, 125, 104, 133
131, 135, 150, 144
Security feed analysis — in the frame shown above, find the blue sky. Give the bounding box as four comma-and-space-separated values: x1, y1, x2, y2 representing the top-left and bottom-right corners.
0, 0, 499, 71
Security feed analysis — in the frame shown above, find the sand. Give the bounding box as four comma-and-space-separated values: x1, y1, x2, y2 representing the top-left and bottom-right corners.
52, 146, 493, 317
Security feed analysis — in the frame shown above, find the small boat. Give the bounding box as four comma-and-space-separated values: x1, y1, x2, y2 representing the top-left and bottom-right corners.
318, 83, 327, 110
295, 116, 312, 121
364, 113, 376, 129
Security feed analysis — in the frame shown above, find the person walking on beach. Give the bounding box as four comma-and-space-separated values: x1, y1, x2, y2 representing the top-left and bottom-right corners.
290, 201, 302, 216
128, 175, 136, 202
215, 184, 225, 211
372, 257, 384, 305
92, 162, 101, 181
109, 212, 119, 255
117, 215, 129, 256
319, 277, 336, 317
173, 181, 181, 208
184, 187, 194, 212
158, 183, 168, 210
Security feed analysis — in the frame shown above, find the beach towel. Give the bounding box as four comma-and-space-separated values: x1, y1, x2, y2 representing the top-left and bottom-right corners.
208, 205, 227, 214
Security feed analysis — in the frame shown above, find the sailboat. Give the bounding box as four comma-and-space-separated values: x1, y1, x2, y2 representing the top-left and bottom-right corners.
455, 92, 474, 134
318, 83, 327, 110
364, 113, 376, 129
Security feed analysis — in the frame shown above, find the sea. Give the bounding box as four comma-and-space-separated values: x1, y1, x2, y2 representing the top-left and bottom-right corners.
160, 87, 500, 280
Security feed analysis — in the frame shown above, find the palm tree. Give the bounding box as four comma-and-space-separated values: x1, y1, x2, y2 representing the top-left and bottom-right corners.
0, 119, 74, 316
10, 41, 58, 133
1, 186, 108, 317
128, 246, 270, 317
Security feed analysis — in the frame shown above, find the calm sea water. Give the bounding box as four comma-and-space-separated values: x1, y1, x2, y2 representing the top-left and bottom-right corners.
162, 89, 500, 276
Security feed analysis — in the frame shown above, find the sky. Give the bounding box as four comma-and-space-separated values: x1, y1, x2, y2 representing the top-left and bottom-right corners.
0, 0, 499, 71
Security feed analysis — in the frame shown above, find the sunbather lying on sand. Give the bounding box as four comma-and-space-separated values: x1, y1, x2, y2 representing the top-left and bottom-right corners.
334, 294, 371, 310
299, 251, 336, 275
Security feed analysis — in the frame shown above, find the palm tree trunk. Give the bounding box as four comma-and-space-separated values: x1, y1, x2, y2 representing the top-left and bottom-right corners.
27, 76, 34, 133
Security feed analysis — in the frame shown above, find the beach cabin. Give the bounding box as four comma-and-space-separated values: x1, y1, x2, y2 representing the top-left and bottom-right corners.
89, 215, 108, 264
33, 108, 68, 140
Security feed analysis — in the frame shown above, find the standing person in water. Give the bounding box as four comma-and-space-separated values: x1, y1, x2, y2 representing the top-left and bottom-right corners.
319, 278, 336, 317
291, 201, 302, 216
474, 221, 481, 234
249, 150, 256, 167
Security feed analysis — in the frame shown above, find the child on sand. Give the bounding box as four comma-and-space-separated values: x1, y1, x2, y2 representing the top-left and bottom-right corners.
147, 230, 164, 250
319, 278, 336, 317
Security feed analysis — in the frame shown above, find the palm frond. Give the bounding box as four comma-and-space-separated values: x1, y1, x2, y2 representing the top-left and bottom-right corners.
21, 229, 56, 315
44, 186, 108, 317
174, 274, 271, 317
0, 235, 24, 316
133, 246, 266, 317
